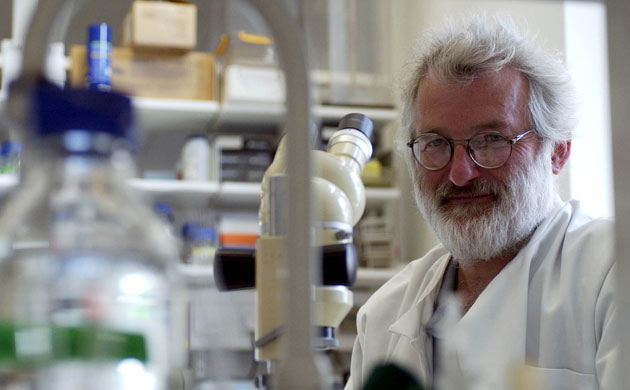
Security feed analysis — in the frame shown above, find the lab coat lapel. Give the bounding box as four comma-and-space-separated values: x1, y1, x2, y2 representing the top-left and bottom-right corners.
386, 255, 451, 385
449, 198, 569, 389
451, 254, 529, 388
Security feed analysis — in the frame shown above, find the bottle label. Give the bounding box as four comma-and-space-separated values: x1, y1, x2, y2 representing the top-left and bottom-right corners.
0, 323, 147, 363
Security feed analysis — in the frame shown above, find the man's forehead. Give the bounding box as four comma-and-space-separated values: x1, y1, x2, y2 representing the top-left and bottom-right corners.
418, 66, 527, 95
415, 67, 530, 132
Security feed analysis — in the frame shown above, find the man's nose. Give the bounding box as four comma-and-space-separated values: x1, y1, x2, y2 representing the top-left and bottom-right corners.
448, 144, 481, 186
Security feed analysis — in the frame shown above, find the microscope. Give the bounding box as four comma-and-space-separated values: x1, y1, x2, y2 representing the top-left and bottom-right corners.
214, 113, 374, 388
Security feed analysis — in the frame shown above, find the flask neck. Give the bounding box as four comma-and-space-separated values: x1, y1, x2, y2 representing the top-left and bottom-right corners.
21, 132, 135, 189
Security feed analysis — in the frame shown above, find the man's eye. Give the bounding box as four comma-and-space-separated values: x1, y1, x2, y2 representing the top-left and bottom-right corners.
423, 138, 448, 149
470, 133, 505, 149
480, 133, 505, 143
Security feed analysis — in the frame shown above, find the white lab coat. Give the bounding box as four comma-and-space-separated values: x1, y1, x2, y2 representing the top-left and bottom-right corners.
345, 199, 619, 390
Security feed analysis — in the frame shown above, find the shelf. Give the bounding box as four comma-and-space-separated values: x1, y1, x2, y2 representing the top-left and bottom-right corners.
132, 96, 397, 134
0, 93, 396, 135
129, 179, 399, 208
129, 179, 262, 208
133, 98, 220, 134
365, 187, 401, 205
314, 105, 398, 126
0, 176, 398, 208
129, 178, 220, 208
218, 102, 397, 128
217, 102, 284, 129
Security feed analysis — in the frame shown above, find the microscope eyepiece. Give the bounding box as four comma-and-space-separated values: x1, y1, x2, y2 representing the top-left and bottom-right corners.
337, 113, 374, 142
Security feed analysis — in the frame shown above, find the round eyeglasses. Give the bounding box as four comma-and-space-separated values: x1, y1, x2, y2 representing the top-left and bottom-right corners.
407, 129, 536, 170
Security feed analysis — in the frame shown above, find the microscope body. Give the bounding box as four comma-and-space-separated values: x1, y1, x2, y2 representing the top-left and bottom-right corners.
256, 115, 373, 361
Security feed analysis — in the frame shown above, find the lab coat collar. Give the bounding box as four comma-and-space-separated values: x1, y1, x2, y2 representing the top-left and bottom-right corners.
388, 253, 451, 340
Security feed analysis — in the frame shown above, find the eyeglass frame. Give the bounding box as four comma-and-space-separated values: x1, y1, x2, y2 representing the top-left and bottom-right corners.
406, 129, 536, 171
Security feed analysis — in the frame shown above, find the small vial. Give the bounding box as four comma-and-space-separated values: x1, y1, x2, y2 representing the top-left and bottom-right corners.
0, 140, 22, 174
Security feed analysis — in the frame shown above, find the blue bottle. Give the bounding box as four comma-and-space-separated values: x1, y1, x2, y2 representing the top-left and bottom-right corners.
87, 23, 112, 91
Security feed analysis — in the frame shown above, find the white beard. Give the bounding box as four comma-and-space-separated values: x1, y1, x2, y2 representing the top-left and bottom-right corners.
413, 144, 556, 265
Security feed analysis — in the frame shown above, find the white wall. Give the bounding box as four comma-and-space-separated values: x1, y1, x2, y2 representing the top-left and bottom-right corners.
564, 1, 613, 219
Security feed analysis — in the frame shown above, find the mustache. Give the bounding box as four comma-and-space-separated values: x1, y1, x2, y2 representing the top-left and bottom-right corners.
434, 180, 503, 203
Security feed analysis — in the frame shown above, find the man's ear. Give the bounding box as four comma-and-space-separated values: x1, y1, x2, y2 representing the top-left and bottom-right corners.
551, 140, 571, 175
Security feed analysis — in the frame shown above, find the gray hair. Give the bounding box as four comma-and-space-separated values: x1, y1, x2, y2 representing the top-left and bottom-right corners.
400, 14, 577, 146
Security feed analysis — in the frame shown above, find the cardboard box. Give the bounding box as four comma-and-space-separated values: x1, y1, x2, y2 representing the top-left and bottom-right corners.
69, 45, 215, 101
122, 0, 197, 51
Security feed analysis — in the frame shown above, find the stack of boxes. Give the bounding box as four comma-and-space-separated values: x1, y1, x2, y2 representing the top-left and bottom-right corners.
69, 0, 216, 101
213, 135, 274, 183
355, 213, 395, 268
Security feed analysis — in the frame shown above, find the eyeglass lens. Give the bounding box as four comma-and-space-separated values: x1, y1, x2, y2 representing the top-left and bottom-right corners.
411, 133, 513, 169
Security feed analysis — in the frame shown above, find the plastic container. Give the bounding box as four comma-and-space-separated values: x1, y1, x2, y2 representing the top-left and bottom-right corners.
87, 23, 112, 91
0, 82, 185, 389
0, 140, 22, 174
181, 222, 217, 265
181, 134, 210, 181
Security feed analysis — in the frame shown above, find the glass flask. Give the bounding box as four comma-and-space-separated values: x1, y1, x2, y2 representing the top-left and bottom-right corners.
0, 82, 185, 390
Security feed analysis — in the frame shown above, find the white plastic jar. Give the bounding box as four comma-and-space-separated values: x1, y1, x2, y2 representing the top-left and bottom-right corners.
181, 134, 210, 181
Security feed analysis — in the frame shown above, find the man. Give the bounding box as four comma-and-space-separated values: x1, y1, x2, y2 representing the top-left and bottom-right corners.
345, 15, 618, 390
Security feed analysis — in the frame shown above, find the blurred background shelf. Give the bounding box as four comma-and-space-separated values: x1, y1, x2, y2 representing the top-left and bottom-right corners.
133, 96, 397, 134
0, 175, 400, 207
0, 94, 397, 135
315, 105, 397, 126
129, 178, 400, 208
133, 98, 220, 133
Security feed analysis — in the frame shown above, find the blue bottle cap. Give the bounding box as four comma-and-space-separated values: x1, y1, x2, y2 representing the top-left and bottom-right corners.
181, 222, 201, 239
181, 222, 216, 242
88, 23, 112, 44
195, 227, 217, 242
153, 202, 174, 222
31, 81, 134, 140
0, 141, 22, 156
